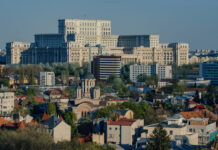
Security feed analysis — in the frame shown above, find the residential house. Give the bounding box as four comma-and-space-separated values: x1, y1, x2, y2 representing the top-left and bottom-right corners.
40, 115, 71, 143
143, 114, 199, 145
187, 117, 217, 145
106, 118, 144, 146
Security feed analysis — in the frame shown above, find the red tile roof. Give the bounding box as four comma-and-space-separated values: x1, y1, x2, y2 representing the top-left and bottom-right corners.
34, 96, 44, 103
16, 95, 27, 99
59, 115, 64, 120
181, 109, 218, 121
188, 101, 198, 104
108, 118, 137, 126
41, 112, 51, 121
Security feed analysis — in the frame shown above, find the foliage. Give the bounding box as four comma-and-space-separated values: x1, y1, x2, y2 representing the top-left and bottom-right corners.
0, 78, 10, 87
56, 140, 115, 150
65, 87, 75, 98
161, 76, 187, 96
15, 88, 25, 95
26, 88, 36, 96
204, 85, 217, 106
18, 65, 24, 85
147, 124, 171, 150
95, 102, 166, 125
46, 102, 57, 116
63, 111, 77, 137
137, 74, 158, 86
0, 129, 114, 150
0, 129, 54, 150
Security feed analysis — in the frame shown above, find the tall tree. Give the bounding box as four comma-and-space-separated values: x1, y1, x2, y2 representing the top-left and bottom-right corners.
63, 111, 77, 136
46, 102, 57, 116
147, 124, 171, 150
18, 65, 24, 85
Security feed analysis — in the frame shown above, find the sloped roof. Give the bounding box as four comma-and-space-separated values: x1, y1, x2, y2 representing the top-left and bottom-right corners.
41, 115, 62, 129
181, 109, 218, 121
41, 112, 51, 121
113, 109, 130, 116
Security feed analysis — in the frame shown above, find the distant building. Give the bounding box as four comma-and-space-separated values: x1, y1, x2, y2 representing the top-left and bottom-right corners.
200, 61, 218, 85
92, 55, 121, 80
6, 19, 189, 66
0, 92, 14, 114
39, 72, 55, 86
40, 115, 71, 143
0, 65, 5, 77
130, 63, 172, 82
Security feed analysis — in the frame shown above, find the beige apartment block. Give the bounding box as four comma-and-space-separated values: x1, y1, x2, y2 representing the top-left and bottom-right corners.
0, 92, 15, 114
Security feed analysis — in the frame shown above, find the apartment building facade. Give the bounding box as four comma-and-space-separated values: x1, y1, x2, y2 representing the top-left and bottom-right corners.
129, 63, 172, 82
0, 92, 14, 114
39, 72, 55, 86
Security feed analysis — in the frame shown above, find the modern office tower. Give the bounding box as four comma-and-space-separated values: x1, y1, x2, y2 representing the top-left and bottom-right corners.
6, 42, 31, 64
200, 61, 218, 85
130, 63, 172, 82
118, 35, 160, 48
6, 19, 189, 66
39, 72, 55, 86
0, 92, 14, 114
92, 55, 121, 80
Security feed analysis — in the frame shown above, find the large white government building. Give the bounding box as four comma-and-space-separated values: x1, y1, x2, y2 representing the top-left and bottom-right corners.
6, 19, 189, 66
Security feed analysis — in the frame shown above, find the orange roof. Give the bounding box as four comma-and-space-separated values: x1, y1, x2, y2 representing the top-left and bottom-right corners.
16, 95, 26, 99
108, 118, 137, 126
34, 96, 44, 103
181, 109, 218, 121
18, 121, 26, 130
59, 115, 64, 120
41, 112, 51, 121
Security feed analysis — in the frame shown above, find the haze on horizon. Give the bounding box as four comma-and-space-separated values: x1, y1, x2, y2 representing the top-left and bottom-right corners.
0, 0, 217, 50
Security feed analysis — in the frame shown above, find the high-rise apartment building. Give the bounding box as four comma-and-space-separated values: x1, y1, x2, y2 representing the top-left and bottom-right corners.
200, 61, 218, 85
129, 63, 172, 82
0, 92, 14, 114
39, 72, 55, 86
6, 19, 189, 66
92, 55, 121, 80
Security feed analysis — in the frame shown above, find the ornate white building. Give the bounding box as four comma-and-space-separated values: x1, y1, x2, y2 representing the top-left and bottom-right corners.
6, 19, 189, 66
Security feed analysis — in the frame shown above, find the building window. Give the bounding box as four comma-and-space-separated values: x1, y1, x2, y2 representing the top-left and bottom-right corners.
109, 127, 111, 130
115, 128, 117, 130
170, 130, 173, 135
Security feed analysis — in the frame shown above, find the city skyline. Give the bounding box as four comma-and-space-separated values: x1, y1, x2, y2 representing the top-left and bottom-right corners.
0, 0, 218, 50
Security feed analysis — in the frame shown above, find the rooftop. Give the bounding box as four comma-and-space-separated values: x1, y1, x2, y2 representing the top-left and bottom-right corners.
108, 118, 137, 126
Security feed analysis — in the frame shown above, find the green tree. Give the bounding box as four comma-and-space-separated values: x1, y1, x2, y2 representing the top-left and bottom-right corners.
18, 65, 25, 85
0, 78, 10, 87
65, 86, 75, 98
46, 102, 57, 116
147, 124, 171, 150
0, 129, 54, 150
26, 88, 36, 96
63, 111, 77, 137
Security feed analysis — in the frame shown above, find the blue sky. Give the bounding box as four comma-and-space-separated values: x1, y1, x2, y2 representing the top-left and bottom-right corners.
0, 0, 218, 50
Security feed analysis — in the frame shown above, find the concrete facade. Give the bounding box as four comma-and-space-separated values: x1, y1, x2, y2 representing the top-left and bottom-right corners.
106, 118, 144, 145
0, 92, 14, 114
187, 118, 217, 145
39, 72, 55, 86
6, 19, 189, 67
130, 63, 172, 82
